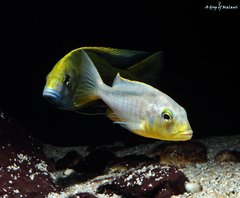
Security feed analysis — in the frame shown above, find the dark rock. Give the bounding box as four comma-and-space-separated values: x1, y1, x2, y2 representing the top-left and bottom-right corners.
75, 148, 116, 174
55, 149, 114, 188
55, 150, 82, 170
69, 192, 97, 198
105, 154, 156, 173
0, 135, 59, 197
55, 169, 82, 188
154, 188, 176, 198
97, 163, 188, 198
56, 148, 117, 186
0, 109, 60, 196
215, 149, 240, 162
158, 141, 207, 167
56, 170, 99, 188
148, 143, 168, 160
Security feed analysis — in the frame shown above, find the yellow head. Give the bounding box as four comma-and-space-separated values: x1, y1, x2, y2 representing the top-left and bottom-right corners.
139, 106, 193, 141
43, 52, 81, 110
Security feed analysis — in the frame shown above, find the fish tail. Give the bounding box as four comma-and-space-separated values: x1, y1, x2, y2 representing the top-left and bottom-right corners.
74, 51, 103, 107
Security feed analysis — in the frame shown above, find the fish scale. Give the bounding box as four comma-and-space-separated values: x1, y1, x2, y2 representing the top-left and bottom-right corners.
98, 85, 140, 120
101, 76, 149, 118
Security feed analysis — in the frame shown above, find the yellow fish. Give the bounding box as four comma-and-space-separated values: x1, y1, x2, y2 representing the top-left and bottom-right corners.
43, 47, 163, 110
68, 51, 193, 141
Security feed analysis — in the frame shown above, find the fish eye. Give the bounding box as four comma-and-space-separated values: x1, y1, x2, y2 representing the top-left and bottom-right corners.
63, 74, 71, 85
162, 109, 173, 122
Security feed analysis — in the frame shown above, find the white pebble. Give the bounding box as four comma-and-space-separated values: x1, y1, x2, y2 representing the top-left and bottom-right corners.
64, 169, 75, 176
185, 182, 202, 193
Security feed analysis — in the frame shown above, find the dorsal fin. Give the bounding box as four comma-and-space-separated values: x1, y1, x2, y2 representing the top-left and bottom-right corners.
127, 51, 164, 85
112, 73, 123, 87
112, 73, 156, 93
112, 73, 136, 88
75, 47, 150, 68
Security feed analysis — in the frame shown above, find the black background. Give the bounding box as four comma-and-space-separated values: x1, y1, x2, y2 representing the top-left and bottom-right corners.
1, 1, 239, 146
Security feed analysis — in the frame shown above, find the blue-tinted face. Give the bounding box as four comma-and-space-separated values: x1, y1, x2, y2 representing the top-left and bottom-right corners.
42, 74, 73, 110
43, 87, 62, 104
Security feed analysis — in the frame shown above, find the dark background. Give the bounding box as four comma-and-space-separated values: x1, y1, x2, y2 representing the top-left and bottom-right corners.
1, 1, 239, 146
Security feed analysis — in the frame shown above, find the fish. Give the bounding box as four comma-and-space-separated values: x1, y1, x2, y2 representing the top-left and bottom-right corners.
43, 47, 164, 110
66, 50, 193, 141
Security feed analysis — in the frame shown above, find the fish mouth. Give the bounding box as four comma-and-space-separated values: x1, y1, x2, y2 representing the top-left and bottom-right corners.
42, 87, 62, 104
178, 130, 193, 138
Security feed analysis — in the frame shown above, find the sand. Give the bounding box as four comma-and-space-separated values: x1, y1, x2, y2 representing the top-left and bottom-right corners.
45, 135, 240, 198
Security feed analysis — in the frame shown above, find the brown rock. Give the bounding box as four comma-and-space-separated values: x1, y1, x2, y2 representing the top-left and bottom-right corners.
215, 150, 240, 162
97, 163, 188, 198
104, 154, 155, 173
158, 141, 207, 167
0, 135, 59, 197
0, 110, 60, 196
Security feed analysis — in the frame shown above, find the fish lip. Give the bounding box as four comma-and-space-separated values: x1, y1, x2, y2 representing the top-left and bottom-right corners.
42, 87, 62, 102
183, 131, 193, 139
179, 130, 193, 135
176, 130, 193, 138
42, 87, 72, 109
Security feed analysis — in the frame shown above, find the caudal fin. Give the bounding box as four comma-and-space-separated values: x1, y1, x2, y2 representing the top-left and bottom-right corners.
73, 51, 103, 108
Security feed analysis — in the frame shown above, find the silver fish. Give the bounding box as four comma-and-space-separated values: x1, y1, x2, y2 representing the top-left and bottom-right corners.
76, 50, 193, 141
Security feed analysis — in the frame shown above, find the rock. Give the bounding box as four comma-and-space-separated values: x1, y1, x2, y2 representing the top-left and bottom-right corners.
185, 182, 202, 193
0, 135, 59, 197
154, 189, 176, 198
75, 148, 116, 174
69, 192, 97, 198
55, 168, 85, 188
97, 163, 188, 198
215, 149, 240, 162
104, 154, 155, 173
157, 141, 207, 167
148, 143, 168, 160
55, 150, 82, 170
54, 148, 117, 187
0, 109, 59, 196
64, 168, 76, 176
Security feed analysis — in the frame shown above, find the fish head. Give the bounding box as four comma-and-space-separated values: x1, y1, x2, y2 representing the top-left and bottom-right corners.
145, 106, 193, 141
42, 59, 80, 110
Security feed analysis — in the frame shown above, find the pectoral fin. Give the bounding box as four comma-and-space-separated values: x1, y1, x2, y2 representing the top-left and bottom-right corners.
115, 119, 146, 133
107, 108, 146, 133
75, 100, 107, 115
